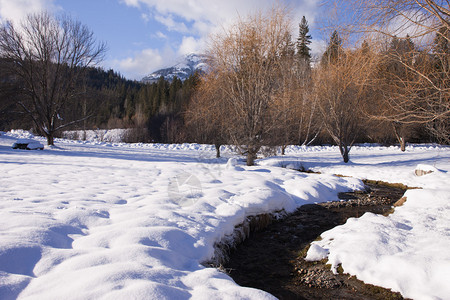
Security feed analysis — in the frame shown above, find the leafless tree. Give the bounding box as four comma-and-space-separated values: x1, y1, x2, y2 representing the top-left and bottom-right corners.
314, 38, 377, 162
269, 33, 301, 155
0, 12, 106, 145
270, 53, 319, 155
370, 36, 418, 150
204, 7, 296, 165
271, 73, 301, 155
185, 71, 227, 158
324, 0, 450, 144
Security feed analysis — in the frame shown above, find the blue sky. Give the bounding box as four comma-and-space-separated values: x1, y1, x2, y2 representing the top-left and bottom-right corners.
0, 0, 325, 80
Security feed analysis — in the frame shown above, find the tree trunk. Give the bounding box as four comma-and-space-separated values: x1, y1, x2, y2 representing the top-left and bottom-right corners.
46, 133, 54, 146
342, 149, 349, 163
281, 145, 286, 156
246, 148, 258, 166
339, 144, 350, 163
399, 137, 406, 152
215, 143, 221, 158
393, 123, 406, 152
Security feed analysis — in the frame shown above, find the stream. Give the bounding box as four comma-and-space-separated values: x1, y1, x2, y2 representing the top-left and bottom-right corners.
219, 181, 408, 300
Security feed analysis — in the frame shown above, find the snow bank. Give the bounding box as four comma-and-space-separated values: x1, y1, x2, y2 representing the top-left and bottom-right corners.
286, 145, 450, 299
306, 187, 450, 300
2, 130, 449, 299
0, 132, 362, 299
260, 144, 449, 189
5, 129, 36, 140
414, 164, 440, 176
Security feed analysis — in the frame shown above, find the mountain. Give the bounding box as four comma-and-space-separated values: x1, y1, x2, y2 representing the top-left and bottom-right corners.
142, 53, 208, 83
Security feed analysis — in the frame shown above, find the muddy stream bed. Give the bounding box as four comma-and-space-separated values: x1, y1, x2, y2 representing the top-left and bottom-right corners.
210, 181, 409, 300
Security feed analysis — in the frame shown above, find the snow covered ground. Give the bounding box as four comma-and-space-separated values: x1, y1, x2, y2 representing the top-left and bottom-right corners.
61, 129, 130, 143
0, 130, 449, 299
261, 145, 450, 300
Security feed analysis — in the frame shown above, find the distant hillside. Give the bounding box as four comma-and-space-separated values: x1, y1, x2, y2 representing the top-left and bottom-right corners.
142, 53, 208, 83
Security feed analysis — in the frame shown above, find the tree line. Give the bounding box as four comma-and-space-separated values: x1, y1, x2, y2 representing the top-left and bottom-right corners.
0, 4, 448, 165
81, 68, 200, 143
186, 3, 449, 165
0, 58, 200, 144
0, 11, 199, 144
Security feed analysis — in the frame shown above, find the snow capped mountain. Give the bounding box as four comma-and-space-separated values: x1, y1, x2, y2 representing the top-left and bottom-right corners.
142, 53, 208, 83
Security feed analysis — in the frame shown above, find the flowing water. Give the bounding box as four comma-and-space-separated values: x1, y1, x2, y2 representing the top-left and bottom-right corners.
220, 182, 408, 300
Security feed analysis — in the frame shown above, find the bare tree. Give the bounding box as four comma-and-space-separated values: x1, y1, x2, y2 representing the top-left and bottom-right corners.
185, 71, 228, 158
314, 35, 377, 162
270, 31, 300, 155
325, 0, 450, 144
0, 12, 106, 145
350, 0, 449, 39
371, 36, 418, 150
271, 23, 320, 155
270, 52, 319, 155
205, 7, 295, 165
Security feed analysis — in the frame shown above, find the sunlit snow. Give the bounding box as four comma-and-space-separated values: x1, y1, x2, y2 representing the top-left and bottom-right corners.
1, 130, 449, 299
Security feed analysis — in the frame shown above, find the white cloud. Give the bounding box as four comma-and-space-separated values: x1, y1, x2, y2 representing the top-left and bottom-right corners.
141, 13, 151, 22
115, 0, 322, 79
155, 31, 168, 39
154, 13, 188, 33
310, 39, 327, 57
0, 0, 58, 24
120, 0, 140, 8
124, 0, 320, 37
385, 10, 437, 47
114, 36, 206, 79
178, 36, 204, 56
111, 47, 177, 80
121, 0, 321, 69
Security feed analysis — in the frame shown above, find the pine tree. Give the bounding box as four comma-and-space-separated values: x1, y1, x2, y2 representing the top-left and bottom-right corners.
321, 30, 343, 66
296, 16, 312, 61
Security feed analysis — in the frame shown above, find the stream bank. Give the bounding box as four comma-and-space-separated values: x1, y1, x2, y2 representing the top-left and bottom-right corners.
215, 181, 409, 299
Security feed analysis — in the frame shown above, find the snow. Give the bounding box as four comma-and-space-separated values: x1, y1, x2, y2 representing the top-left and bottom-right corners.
261, 145, 450, 300
305, 188, 450, 299
414, 164, 439, 174
142, 53, 207, 82
261, 146, 449, 300
11, 139, 44, 150
1, 131, 449, 300
62, 129, 130, 143
0, 131, 362, 300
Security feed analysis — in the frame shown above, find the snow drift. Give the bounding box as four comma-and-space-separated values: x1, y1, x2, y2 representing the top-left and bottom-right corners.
1, 130, 449, 299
